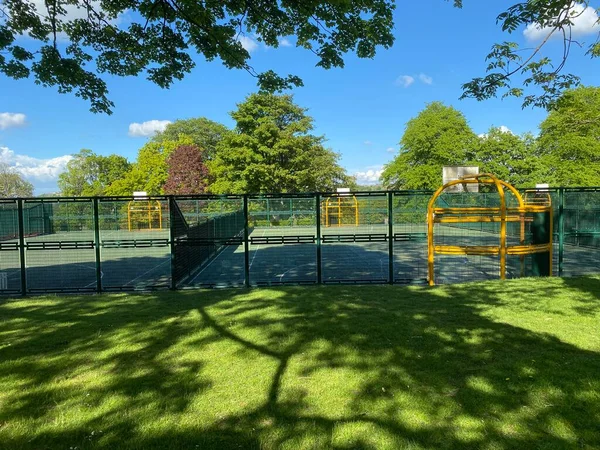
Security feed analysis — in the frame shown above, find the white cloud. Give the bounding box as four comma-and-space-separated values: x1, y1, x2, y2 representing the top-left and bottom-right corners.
354, 165, 384, 185
395, 75, 415, 88
0, 113, 26, 130
419, 73, 433, 85
0, 146, 72, 183
386, 147, 395, 153
238, 35, 259, 53
363, 140, 373, 146
128, 120, 171, 137
478, 125, 514, 138
279, 38, 292, 47
24, 0, 125, 41
524, 2, 599, 41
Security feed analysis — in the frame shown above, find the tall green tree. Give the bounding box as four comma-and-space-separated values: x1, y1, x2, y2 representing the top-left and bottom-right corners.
536, 86, 600, 186
107, 135, 194, 195
1, 0, 591, 112
475, 128, 542, 187
58, 149, 130, 196
209, 93, 352, 193
0, 163, 34, 197
152, 118, 229, 160
381, 102, 478, 190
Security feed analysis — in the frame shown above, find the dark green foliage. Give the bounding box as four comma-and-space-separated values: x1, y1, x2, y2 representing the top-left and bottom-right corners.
536, 86, 600, 186
152, 118, 229, 160
57, 149, 131, 196
209, 93, 353, 193
462, 1, 597, 109
0, 0, 395, 113
381, 102, 478, 190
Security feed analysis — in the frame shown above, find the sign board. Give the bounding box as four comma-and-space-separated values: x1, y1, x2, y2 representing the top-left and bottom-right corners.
336, 187, 351, 196
442, 166, 479, 192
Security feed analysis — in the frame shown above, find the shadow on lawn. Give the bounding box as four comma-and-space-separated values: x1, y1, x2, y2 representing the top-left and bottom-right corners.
0, 273, 599, 448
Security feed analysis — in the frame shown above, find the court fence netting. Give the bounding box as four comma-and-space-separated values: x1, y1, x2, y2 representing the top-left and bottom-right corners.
0, 187, 598, 295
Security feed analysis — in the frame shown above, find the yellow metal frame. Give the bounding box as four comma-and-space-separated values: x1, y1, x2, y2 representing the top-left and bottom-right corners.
323, 195, 359, 227
127, 200, 163, 231
427, 173, 553, 285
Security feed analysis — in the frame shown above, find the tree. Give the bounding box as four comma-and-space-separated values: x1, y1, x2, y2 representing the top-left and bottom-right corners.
462, 1, 599, 109
474, 128, 542, 187
163, 145, 209, 195
0, 0, 395, 114
107, 135, 194, 195
0, 163, 33, 197
381, 102, 478, 190
58, 149, 130, 196
152, 118, 229, 160
209, 93, 352, 194
2, 1, 591, 113
535, 86, 600, 186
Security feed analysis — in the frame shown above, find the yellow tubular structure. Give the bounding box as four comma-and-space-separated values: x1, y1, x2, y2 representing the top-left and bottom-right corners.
323, 195, 359, 227
128, 200, 163, 231
427, 173, 553, 286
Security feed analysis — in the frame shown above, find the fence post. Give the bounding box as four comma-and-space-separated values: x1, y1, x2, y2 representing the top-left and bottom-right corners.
169, 196, 177, 290
17, 199, 27, 296
558, 188, 564, 276
243, 195, 250, 287
315, 193, 322, 284
93, 198, 102, 293
388, 192, 394, 284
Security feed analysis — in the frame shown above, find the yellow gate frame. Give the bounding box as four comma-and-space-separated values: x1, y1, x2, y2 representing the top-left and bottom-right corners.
427, 173, 552, 285
323, 195, 359, 227
127, 200, 163, 231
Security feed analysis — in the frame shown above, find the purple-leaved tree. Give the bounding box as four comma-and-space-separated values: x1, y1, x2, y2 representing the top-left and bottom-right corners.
163, 145, 209, 195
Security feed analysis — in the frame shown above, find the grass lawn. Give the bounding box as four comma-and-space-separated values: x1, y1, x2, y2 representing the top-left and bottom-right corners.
1, 276, 600, 449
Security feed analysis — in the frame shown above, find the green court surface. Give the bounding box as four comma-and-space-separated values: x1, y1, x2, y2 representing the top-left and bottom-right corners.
1, 188, 600, 294
2, 223, 600, 293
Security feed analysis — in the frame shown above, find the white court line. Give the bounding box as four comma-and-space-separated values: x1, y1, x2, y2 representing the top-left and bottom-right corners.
188, 243, 238, 284
124, 259, 170, 286
248, 229, 267, 272
277, 262, 314, 282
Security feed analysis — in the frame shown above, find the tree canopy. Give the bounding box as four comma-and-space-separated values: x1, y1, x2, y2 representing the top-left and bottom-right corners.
474, 128, 542, 187
536, 85, 600, 186
152, 118, 229, 160
163, 144, 209, 195
57, 149, 130, 196
381, 102, 478, 190
106, 135, 193, 195
2, 0, 595, 112
209, 93, 353, 193
380, 102, 561, 190
0, 162, 33, 197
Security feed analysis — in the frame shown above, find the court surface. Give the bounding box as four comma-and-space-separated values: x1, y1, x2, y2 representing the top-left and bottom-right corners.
1, 225, 598, 293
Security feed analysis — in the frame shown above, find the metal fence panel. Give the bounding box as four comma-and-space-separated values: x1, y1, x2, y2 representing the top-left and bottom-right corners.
0, 188, 599, 295
98, 198, 171, 291
0, 200, 22, 295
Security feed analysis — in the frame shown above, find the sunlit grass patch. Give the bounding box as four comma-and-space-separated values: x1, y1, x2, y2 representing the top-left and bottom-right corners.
1, 276, 599, 449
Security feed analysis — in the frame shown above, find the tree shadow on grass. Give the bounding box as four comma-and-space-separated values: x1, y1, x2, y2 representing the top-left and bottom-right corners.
0, 270, 599, 448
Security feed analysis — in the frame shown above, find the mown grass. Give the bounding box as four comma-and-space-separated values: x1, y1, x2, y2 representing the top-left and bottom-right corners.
1, 276, 600, 449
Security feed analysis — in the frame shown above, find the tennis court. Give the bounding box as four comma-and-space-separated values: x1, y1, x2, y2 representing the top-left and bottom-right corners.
1, 188, 599, 295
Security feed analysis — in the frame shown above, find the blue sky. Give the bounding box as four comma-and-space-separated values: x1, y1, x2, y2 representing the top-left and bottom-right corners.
1, 0, 599, 193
